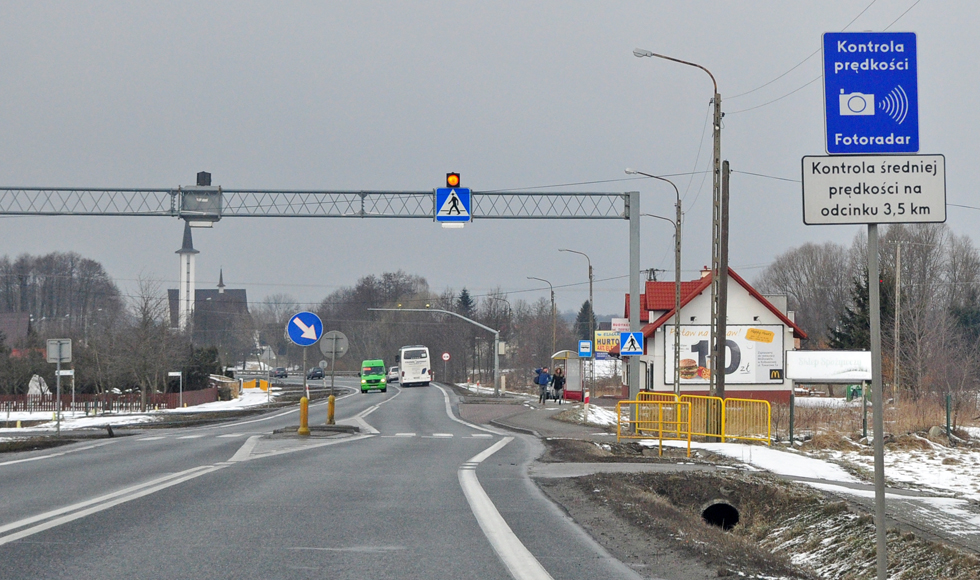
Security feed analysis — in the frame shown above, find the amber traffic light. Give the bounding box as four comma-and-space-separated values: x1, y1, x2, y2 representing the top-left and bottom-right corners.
446, 172, 460, 188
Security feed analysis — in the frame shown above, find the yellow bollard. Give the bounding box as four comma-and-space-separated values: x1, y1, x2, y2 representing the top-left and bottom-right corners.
297, 396, 311, 436
327, 394, 336, 425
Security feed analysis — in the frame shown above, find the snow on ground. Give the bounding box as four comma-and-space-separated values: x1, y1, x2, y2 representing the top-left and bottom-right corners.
0, 387, 280, 439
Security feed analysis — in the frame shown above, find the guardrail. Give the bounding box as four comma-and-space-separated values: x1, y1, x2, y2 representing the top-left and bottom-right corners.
622, 392, 771, 445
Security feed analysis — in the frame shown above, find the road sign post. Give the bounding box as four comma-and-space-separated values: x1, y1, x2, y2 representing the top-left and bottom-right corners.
823, 32, 918, 154
287, 312, 323, 400
320, 330, 349, 397
441, 351, 450, 381
47, 339, 71, 437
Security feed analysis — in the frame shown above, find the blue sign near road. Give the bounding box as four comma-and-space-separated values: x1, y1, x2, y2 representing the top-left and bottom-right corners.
286, 311, 323, 347
620, 332, 643, 356
578, 340, 593, 358
823, 32, 918, 154
435, 188, 471, 222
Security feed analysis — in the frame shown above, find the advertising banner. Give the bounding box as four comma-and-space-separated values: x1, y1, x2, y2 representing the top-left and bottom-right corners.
786, 350, 871, 382
664, 325, 784, 384
594, 330, 619, 355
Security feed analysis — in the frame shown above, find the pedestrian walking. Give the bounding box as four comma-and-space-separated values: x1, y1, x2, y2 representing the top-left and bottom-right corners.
535, 367, 551, 404
551, 367, 566, 404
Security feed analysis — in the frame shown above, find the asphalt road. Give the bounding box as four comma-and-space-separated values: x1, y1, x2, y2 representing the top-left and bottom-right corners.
0, 381, 645, 580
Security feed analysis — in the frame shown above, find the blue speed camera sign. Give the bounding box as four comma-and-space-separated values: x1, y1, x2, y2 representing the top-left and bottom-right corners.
823, 32, 918, 154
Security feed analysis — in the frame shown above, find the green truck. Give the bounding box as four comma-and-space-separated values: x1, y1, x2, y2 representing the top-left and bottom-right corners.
360, 359, 387, 394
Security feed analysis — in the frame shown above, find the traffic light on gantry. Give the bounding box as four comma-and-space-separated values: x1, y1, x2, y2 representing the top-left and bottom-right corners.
446, 172, 460, 188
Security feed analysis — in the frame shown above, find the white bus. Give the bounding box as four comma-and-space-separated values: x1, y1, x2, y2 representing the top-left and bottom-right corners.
397, 345, 431, 387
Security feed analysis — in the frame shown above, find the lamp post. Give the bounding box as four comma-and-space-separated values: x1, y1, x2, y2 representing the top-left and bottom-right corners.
627, 170, 682, 395
558, 249, 594, 393
527, 276, 556, 359
634, 47, 726, 397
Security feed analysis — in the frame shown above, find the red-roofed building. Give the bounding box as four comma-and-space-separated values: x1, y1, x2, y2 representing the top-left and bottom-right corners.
616, 267, 806, 403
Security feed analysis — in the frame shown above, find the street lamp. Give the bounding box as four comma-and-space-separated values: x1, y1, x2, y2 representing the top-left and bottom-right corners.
527, 276, 556, 359
558, 249, 594, 392
627, 169, 682, 395
633, 47, 726, 397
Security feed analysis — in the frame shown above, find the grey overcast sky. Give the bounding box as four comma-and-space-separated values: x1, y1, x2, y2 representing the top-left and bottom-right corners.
0, 1, 969, 316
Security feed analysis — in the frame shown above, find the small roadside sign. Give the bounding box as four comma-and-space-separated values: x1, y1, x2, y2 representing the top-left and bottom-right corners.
319, 330, 349, 358
57, 369, 74, 377
435, 188, 471, 222
46, 339, 71, 363
578, 340, 593, 358
802, 154, 945, 225
286, 312, 323, 347
610, 318, 630, 332
441, 352, 451, 361
620, 332, 644, 356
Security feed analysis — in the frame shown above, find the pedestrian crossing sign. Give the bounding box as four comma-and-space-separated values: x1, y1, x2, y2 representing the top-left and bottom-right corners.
436, 188, 471, 222
620, 332, 643, 356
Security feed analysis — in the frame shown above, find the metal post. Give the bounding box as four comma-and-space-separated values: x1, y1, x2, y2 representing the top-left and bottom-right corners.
628, 191, 641, 400
302, 347, 309, 400
709, 90, 722, 397
55, 346, 61, 437
179, 373, 183, 408
868, 224, 887, 580
893, 243, 901, 404
493, 331, 500, 396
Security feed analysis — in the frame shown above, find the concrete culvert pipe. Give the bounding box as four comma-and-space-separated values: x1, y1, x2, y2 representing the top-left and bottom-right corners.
702, 501, 739, 531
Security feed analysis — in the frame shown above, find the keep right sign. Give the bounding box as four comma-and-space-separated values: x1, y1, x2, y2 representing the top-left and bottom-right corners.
801, 154, 946, 225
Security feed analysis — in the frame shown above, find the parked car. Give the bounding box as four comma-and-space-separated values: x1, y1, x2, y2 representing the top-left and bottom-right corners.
387, 366, 399, 383
270, 367, 288, 378
307, 367, 324, 380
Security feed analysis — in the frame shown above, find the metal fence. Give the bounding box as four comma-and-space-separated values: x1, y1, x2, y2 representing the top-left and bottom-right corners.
616, 399, 691, 456
0, 388, 220, 413
620, 392, 772, 445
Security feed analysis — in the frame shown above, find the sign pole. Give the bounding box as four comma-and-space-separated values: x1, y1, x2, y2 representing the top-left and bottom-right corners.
55, 345, 61, 437
303, 347, 309, 400
868, 224, 887, 580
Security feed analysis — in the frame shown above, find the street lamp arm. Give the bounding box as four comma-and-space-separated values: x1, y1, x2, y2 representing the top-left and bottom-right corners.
633, 48, 718, 95
368, 307, 499, 335
625, 169, 680, 203
642, 212, 677, 228
558, 248, 592, 270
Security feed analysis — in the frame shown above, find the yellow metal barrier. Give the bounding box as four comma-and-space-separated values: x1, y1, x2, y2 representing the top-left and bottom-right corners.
617, 395, 773, 446
680, 395, 724, 440
616, 400, 691, 457
723, 398, 771, 444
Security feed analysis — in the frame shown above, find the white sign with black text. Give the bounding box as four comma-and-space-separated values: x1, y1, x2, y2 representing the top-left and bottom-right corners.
802, 154, 945, 225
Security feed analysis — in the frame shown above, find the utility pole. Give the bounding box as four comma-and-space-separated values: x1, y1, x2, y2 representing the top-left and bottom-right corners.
715, 161, 730, 398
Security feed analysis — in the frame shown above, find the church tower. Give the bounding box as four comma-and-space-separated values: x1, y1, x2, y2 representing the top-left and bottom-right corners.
176, 221, 199, 331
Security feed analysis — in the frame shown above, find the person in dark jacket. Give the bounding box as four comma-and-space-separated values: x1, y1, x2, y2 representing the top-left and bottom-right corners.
535, 367, 551, 404
551, 367, 566, 404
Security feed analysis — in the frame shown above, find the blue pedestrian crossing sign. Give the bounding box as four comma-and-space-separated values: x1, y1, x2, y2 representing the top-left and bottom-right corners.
578, 340, 593, 358
620, 332, 643, 356
436, 188, 471, 222
287, 311, 323, 347
823, 32, 918, 154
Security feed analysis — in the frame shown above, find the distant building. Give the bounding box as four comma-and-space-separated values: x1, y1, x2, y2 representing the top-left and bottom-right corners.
0, 312, 31, 356
168, 269, 249, 346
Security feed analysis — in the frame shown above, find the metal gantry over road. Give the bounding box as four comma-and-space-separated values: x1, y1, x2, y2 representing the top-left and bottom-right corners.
0, 175, 645, 399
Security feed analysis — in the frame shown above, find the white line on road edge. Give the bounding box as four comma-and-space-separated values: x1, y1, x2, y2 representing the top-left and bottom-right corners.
0, 439, 118, 468
459, 437, 554, 580
433, 383, 505, 435
0, 465, 223, 545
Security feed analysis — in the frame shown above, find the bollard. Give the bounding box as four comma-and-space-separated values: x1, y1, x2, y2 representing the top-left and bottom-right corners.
327, 394, 336, 425
297, 396, 311, 436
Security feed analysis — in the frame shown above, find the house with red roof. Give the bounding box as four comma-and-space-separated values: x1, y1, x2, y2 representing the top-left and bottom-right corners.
617, 267, 807, 403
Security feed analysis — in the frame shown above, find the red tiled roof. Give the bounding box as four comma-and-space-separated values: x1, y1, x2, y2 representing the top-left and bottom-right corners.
625, 280, 708, 322
614, 268, 807, 356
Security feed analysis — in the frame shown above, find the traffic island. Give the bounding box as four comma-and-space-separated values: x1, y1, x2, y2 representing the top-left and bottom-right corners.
271, 424, 360, 438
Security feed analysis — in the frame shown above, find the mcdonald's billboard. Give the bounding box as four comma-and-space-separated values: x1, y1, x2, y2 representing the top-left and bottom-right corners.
664, 325, 785, 384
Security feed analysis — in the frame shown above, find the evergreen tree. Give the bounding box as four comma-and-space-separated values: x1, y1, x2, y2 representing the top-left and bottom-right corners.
456, 288, 475, 318
828, 269, 893, 350
574, 300, 596, 341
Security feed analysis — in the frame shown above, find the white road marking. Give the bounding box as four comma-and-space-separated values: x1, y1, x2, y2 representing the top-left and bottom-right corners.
0, 465, 224, 546
429, 433, 454, 438
458, 437, 553, 580
137, 436, 166, 441
433, 383, 504, 435
395, 433, 416, 437
177, 434, 205, 439
217, 433, 245, 438
471, 433, 493, 438
0, 440, 117, 467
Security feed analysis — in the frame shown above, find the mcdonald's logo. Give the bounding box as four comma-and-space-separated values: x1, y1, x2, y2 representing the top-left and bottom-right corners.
770, 369, 783, 380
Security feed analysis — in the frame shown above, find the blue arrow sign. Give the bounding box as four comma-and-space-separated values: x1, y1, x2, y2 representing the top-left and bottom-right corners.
823, 32, 918, 154
286, 311, 323, 347
620, 332, 643, 356
436, 188, 471, 222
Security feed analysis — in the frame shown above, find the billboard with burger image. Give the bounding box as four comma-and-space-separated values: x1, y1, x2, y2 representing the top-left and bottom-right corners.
666, 325, 785, 385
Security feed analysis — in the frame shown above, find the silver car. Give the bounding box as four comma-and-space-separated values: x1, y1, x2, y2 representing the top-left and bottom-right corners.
387, 366, 399, 383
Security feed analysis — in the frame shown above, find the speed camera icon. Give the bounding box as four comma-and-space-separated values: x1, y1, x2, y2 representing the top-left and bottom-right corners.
839, 90, 875, 116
